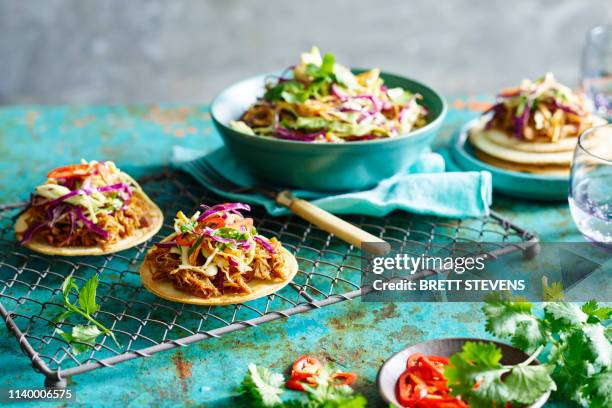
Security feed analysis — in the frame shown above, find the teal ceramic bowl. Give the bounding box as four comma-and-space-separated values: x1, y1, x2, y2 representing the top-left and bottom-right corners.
210, 71, 446, 192
451, 119, 570, 201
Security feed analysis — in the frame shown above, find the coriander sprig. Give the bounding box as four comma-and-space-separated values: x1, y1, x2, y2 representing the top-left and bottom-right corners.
239, 363, 366, 408
445, 341, 555, 407
482, 297, 611, 407
52, 275, 119, 354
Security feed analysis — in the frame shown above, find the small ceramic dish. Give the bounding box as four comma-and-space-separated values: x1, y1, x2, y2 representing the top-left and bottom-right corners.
451, 119, 570, 201
377, 337, 551, 408
211, 71, 446, 192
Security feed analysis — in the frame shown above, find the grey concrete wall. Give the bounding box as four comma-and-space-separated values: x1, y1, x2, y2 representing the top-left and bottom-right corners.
1, 0, 610, 104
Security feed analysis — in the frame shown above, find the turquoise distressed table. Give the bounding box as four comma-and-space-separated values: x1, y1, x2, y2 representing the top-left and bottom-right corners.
0, 100, 582, 407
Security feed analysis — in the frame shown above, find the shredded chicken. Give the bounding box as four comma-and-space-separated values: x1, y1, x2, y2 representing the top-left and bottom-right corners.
146, 237, 287, 299
24, 195, 149, 248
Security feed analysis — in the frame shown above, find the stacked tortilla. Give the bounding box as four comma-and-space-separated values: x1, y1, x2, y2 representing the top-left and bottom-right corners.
468, 120, 586, 176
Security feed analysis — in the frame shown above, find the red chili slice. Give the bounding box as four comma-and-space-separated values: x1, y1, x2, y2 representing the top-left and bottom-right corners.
331, 371, 357, 386
175, 233, 195, 247
396, 353, 466, 408
201, 216, 225, 229
291, 355, 322, 380
286, 376, 316, 392
47, 164, 91, 179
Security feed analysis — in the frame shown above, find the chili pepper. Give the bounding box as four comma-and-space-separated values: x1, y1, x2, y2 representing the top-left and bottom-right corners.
286, 376, 316, 392
201, 216, 225, 229
291, 355, 322, 380
47, 164, 91, 179
395, 353, 466, 408
176, 233, 195, 247
331, 371, 357, 386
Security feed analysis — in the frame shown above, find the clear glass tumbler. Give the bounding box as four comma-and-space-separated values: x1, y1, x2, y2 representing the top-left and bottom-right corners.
568, 124, 612, 244
581, 25, 612, 119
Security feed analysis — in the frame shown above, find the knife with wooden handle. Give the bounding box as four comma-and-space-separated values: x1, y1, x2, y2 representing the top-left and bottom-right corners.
276, 190, 391, 255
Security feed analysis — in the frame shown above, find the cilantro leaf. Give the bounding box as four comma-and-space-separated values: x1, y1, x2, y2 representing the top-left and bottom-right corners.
58, 325, 102, 355
446, 342, 554, 407
445, 342, 509, 406
302, 366, 366, 408
62, 276, 78, 304
264, 81, 308, 103
504, 364, 555, 404
179, 219, 198, 234
54, 275, 119, 354
78, 274, 100, 315
483, 300, 611, 406
544, 302, 588, 332
215, 227, 249, 242
238, 362, 366, 408
240, 364, 284, 407
583, 324, 612, 369
582, 300, 612, 323
319, 53, 335, 77
483, 299, 546, 352
585, 371, 612, 408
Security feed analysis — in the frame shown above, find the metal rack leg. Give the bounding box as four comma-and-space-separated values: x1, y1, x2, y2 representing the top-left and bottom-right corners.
44, 375, 67, 388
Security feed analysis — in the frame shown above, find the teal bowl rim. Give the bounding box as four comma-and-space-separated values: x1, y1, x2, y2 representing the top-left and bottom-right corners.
210, 70, 447, 147
453, 119, 569, 182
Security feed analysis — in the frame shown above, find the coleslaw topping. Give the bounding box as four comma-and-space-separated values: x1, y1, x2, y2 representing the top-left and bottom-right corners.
147, 203, 286, 298
484, 72, 597, 142
230, 47, 429, 142
20, 160, 147, 246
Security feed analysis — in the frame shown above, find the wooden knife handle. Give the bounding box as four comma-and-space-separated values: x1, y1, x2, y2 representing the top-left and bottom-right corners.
276, 191, 390, 255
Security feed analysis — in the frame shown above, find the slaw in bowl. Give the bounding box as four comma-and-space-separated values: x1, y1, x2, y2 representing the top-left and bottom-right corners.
211, 48, 446, 191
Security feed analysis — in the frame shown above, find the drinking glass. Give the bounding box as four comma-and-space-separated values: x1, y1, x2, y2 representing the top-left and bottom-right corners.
568, 124, 612, 244
581, 25, 612, 119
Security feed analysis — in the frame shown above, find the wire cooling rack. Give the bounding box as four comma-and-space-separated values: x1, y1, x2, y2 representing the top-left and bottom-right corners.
0, 170, 537, 387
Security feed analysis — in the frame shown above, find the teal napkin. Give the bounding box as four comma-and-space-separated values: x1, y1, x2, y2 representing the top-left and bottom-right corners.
172, 146, 492, 218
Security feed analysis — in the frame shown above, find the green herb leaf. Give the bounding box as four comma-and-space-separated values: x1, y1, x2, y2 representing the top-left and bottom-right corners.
445, 341, 508, 406
301, 366, 366, 408
264, 81, 308, 103
544, 302, 588, 331
214, 227, 249, 242
582, 300, 612, 323
482, 300, 611, 406
58, 325, 102, 355
239, 362, 366, 408
240, 363, 284, 407
583, 324, 612, 369
483, 299, 546, 352
585, 371, 612, 408
78, 274, 100, 315
54, 276, 119, 352
52, 310, 73, 324
179, 219, 198, 234
446, 342, 553, 407
319, 53, 335, 77
504, 364, 555, 404
61, 276, 78, 304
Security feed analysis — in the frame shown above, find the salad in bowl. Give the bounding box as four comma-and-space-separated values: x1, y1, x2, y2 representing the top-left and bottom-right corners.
211, 47, 446, 191
230, 47, 429, 143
